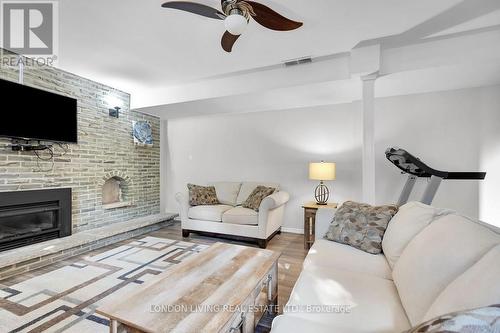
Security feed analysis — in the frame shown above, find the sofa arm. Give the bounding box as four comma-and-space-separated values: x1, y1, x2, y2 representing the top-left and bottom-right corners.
259, 191, 290, 212
175, 192, 190, 222
258, 191, 290, 239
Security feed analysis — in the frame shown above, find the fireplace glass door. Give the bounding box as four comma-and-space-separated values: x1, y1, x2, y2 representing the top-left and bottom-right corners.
0, 203, 59, 242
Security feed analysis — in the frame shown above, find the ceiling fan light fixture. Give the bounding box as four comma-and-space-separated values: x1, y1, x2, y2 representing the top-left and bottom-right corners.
161, 1, 303, 52
224, 13, 248, 35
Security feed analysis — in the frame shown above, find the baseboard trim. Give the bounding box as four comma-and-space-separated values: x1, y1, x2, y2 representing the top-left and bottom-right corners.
281, 227, 304, 234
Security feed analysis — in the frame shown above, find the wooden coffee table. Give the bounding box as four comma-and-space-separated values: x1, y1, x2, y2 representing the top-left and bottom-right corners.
97, 242, 280, 333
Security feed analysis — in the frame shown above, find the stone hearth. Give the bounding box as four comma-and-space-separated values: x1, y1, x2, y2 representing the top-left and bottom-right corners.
0, 213, 177, 280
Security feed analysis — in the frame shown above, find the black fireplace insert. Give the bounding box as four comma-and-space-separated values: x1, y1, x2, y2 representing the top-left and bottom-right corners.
0, 188, 71, 252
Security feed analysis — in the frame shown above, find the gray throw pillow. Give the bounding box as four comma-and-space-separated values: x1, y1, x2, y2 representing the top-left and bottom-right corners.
241, 186, 275, 211
187, 184, 219, 206
325, 201, 398, 254
404, 304, 500, 333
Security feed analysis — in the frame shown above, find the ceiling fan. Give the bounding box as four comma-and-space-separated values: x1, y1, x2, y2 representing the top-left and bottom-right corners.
161, 1, 303, 52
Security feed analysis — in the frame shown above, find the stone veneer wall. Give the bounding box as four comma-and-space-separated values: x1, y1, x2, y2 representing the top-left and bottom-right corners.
0, 52, 160, 232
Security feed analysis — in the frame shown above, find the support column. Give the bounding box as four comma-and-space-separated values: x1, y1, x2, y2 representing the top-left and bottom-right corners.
361, 73, 378, 204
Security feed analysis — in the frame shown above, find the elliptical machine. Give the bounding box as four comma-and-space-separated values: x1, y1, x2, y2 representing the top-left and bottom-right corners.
385, 147, 486, 206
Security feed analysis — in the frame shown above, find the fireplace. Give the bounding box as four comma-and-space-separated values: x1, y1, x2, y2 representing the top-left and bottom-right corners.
0, 188, 71, 252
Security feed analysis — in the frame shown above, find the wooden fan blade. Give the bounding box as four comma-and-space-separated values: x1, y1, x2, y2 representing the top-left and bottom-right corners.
221, 31, 240, 52
245, 1, 303, 31
162, 1, 225, 20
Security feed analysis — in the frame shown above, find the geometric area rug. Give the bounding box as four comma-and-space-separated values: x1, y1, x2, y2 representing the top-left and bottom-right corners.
0, 237, 208, 333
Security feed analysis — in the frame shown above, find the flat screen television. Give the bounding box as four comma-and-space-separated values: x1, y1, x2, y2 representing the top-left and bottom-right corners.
0, 78, 78, 143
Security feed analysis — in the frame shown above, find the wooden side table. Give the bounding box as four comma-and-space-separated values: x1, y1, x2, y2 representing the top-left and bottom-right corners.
302, 202, 338, 249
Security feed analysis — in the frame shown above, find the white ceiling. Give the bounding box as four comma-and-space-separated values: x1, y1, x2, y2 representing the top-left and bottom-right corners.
140, 61, 500, 119
57, 0, 464, 108
427, 9, 500, 38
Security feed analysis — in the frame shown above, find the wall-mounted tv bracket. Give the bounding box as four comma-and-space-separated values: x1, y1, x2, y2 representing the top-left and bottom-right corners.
385, 147, 486, 206
10, 139, 52, 152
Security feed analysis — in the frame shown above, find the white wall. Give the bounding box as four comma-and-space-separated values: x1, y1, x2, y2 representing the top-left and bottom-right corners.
376, 88, 481, 218
375, 85, 500, 225
166, 104, 362, 232
479, 86, 500, 226
165, 85, 500, 230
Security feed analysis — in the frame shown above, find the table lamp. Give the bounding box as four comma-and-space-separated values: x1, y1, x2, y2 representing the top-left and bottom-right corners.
309, 161, 336, 205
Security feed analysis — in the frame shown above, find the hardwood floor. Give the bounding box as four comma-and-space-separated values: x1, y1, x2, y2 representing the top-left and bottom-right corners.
0, 221, 308, 315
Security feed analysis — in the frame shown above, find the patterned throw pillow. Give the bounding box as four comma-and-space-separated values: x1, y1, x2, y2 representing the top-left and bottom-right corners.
404, 305, 500, 333
241, 186, 275, 212
325, 201, 398, 254
187, 184, 219, 206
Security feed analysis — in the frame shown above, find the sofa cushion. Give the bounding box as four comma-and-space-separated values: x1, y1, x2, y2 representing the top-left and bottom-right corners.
187, 184, 219, 206
325, 201, 398, 254
406, 305, 500, 333
392, 214, 500, 326
305, 239, 392, 280
284, 266, 411, 333
209, 182, 241, 206
222, 207, 258, 225
382, 202, 451, 269
423, 243, 500, 322
241, 186, 275, 211
236, 182, 280, 205
187, 205, 233, 222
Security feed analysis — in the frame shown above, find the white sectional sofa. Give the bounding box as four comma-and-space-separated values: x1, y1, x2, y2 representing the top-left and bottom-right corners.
176, 182, 289, 248
271, 202, 500, 332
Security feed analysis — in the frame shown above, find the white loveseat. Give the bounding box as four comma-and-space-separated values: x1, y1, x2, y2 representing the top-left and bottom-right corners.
176, 182, 289, 248
271, 201, 500, 332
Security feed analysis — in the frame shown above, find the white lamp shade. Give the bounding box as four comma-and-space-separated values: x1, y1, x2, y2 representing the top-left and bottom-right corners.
309, 162, 336, 181
224, 14, 248, 35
